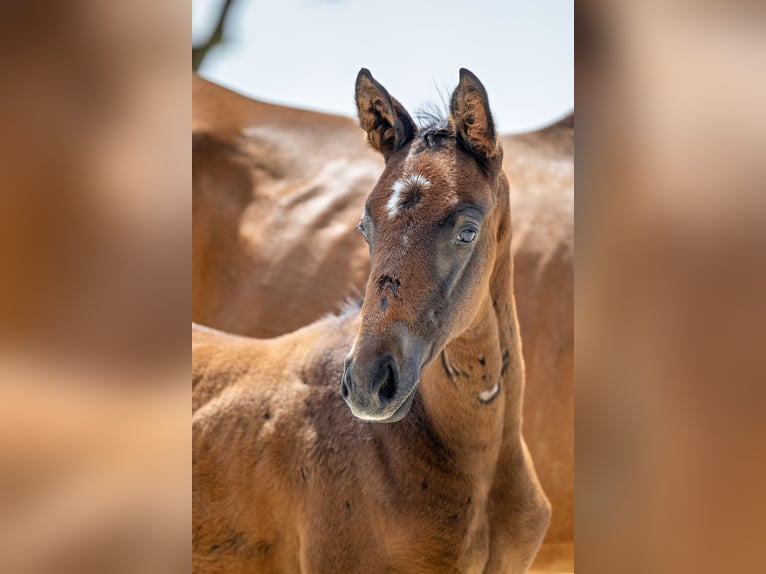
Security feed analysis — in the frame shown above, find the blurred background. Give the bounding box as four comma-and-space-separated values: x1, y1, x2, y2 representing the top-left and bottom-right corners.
192, 0, 574, 132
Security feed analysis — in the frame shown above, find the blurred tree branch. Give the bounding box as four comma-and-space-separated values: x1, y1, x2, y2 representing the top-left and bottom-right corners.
192, 0, 236, 71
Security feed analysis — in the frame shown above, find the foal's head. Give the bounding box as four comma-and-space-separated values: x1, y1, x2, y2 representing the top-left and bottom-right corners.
341, 69, 510, 422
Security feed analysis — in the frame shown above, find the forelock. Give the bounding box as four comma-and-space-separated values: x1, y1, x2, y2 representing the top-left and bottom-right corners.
415, 105, 454, 149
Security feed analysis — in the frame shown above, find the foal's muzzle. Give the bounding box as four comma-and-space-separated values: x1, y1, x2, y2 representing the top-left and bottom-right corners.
341, 354, 416, 422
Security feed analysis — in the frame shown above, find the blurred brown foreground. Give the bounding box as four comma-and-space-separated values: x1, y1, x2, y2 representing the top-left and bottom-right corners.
577, 1, 766, 573
0, 1, 188, 573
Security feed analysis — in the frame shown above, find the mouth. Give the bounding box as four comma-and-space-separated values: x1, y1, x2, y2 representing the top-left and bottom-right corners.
347, 379, 419, 423
377, 383, 418, 423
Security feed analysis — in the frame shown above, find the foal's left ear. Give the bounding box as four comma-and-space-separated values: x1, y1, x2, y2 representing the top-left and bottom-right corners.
355, 69, 416, 160
451, 69, 501, 162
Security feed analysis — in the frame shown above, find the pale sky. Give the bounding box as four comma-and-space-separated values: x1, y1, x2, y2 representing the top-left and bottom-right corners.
193, 0, 573, 133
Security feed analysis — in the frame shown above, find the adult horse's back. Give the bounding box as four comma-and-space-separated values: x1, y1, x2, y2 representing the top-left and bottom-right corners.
503, 116, 574, 545
193, 74, 380, 334
193, 69, 550, 573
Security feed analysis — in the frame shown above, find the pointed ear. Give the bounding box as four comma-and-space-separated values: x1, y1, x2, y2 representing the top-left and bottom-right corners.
355, 69, 416, 159
450, 68, 500, 161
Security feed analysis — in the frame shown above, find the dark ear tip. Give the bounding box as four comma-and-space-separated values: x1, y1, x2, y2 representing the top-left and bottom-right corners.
356, 68, 374, 87
458, 68, 484, 90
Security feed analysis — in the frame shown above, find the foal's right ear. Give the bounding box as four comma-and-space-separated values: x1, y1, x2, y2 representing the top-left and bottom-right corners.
355, 69, 416, 160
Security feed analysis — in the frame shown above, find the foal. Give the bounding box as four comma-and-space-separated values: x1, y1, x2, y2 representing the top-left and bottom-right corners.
193, 69, 550, 573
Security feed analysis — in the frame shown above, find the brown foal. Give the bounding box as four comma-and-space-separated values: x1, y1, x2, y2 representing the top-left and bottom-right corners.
193, 69, 550, 573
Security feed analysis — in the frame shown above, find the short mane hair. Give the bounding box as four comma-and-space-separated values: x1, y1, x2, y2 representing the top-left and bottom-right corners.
415, 104, 454, 149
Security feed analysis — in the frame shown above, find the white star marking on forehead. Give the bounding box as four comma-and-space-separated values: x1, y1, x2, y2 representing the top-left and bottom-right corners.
386, 173, 431, 219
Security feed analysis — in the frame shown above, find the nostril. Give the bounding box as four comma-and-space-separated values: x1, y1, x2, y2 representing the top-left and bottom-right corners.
341, 380, 349, 399
378, 364, 397, 402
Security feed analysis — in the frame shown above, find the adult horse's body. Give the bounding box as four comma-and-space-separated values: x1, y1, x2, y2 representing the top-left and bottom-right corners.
193, 70, 550, 573
501, 119, 573, 547
193, 75, 379, 334
192, 75, 573, 546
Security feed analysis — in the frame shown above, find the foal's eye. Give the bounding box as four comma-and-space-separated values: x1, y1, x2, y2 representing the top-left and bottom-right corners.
457, 227, 478, 244
356, 222, 368, 241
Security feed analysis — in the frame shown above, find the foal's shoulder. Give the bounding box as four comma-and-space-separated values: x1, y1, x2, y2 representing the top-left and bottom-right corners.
192, 323, 262, 412
191, 308, 360, 412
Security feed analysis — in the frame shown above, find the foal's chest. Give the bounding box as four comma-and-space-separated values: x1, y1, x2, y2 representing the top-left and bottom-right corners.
304, 480, 492, 574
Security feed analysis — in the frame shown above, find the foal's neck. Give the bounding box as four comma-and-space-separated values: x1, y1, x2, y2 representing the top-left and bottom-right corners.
419, 236, 522, 467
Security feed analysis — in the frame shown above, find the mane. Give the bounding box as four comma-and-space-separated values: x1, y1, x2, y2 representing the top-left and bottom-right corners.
322, 296, 363, 322
415, 103, 454, 149
415, 101, 498, 173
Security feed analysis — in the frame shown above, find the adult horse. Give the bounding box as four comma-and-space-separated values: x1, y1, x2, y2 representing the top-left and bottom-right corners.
193, 75, 379, 334
501, 117, 573, 550
193, 69, 551, 573
192, 74, 573, 551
